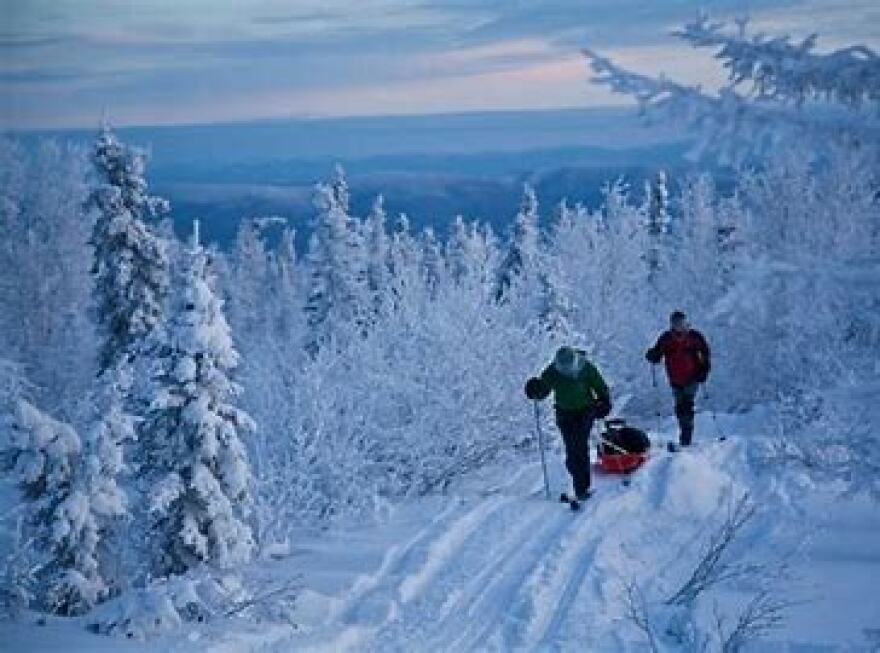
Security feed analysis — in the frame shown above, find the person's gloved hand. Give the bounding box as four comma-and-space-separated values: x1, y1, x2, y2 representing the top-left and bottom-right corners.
524, 377, 550, 401
696, 361, 710, 383
593, 397, 612, 419
645, 347, 661, 363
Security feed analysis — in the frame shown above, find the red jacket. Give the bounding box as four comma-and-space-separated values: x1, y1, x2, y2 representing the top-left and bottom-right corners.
646, 329, 711, 388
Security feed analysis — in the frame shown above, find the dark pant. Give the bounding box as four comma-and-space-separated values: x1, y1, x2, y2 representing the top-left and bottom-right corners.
555, 407, 594, 497
672, 383, 699, 446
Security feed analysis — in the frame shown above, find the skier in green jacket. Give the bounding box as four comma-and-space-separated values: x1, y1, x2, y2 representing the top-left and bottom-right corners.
525, 346, 612, 500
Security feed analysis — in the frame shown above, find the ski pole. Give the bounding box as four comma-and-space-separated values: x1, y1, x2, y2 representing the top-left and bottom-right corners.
700, 381, 728, 441
706, 385, 728, 442
533, 401, 551, 500
650, 363, 663, 418
710, 410, 728, 441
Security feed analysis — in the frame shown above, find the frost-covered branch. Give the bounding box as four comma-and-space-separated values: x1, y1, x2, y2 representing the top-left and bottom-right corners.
222, 577, 300, 621
717, 590, 797, 652
623, 493, 793, 651
674, 13, 880, 109
623, 579, 660, 653
666, 493, 757, 607
582, 16, 880, 162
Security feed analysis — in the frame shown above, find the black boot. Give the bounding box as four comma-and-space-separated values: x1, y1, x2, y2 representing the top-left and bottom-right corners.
679, 424, 693, 447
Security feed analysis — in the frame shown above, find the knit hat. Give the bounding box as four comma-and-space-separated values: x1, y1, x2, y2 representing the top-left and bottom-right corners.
554, 346, 585, 377
669, 310, 688, 329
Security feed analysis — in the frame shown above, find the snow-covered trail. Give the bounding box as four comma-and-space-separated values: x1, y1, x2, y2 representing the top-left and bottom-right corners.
6, 414, 879, 652
273, 434, 745, 652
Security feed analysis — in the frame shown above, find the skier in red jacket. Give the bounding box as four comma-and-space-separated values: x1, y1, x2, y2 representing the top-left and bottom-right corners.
645, 311, 711, 448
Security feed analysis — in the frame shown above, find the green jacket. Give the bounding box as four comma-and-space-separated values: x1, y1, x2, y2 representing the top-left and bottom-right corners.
539, 358, 609, 412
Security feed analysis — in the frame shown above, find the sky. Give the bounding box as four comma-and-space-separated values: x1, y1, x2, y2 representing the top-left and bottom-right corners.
1, 0, 878, 130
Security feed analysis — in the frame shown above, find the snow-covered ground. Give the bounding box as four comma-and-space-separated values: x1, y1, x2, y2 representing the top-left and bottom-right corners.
3, 410, 879, 652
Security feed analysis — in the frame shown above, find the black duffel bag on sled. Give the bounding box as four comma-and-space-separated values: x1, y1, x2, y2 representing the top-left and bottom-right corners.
597, 418, 651, 474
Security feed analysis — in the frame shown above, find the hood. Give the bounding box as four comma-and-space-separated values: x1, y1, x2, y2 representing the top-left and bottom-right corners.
554, 346, 586, 378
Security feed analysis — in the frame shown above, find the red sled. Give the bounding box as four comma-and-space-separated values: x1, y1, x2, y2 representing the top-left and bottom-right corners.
596, 418, 651, 474
598, 451, 648, 474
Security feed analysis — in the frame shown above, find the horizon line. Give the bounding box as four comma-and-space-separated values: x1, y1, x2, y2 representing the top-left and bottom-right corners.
3, 103, 634, 135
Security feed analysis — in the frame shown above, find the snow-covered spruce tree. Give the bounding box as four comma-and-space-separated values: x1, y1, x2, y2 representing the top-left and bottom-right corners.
223, 222, 309, 547
65, 367, 135, 606
536, 265, 574, 341
0, 357, 29, 614
446, 215, 475, 285
496, 194, 572, 340
363, 195, 392, 324
589, 181, 656, 392
223, 217, 299, 389
3, 400, 79, 613
546, 199, 599, 335
677, 174, 740, 317
445, 215, 499, 300
303, 166, 367, 354
227, 218, 272, 343
0, 138, 32, 365
647, 170, 669, 233
272, 226, 303, 338
0, 358, 27, 412
303, 241, 332, 356
387, 213, 424, 315
89, 125, 170, 374
496, 183, 542, 305
0, 139, 97, 416
142, 222, 255, 577
1, 360, 135, 617
643, 169, 670, 280
420, 227, 443, 298
552, 185, 645, 349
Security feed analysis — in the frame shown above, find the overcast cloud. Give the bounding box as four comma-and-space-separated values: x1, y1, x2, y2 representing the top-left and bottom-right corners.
1, 0, 877, 129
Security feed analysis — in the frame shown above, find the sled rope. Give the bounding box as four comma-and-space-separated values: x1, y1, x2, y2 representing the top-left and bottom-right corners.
595, 425, 630, 456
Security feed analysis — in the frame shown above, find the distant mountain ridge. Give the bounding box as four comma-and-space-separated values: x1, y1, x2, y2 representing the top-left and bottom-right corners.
10, 107, 695, 248
157, 143, 702, 250
13, 107, 685, 162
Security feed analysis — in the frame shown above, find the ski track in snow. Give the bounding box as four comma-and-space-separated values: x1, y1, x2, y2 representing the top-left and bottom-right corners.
420, 499, 574, 651
270, 435, 859, 653
333, 496, 464, 624
526, 502, 611, 650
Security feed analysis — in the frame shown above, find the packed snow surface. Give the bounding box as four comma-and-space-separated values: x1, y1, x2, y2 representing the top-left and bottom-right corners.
3, 411, 879, 651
